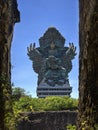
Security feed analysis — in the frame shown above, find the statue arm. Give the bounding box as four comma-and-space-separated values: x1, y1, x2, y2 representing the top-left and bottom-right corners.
66, 43, 76, 60
61, 43, 76, 74
27, 43, 43, 74
27, 43, 42, 60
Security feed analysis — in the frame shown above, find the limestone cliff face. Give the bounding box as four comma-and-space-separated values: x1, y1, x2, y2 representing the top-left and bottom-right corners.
0, 0, 20, 130
17, 111, 77, 130
78, 0, 98, 129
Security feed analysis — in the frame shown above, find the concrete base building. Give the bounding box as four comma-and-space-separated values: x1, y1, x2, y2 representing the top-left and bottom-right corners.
37, 80, 72, 98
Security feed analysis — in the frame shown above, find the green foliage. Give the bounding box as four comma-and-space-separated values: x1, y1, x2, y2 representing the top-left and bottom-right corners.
13, 96, 33, 112
94, 124, 98, 129
12, 86, 29, 101
13, 96, 78, 122
44, 96, 67, 111
66, 124, 76, 130
0, 73, 16, 130
13, 96, 33, 123
4, 112, 16, 130
80, 120, 97, 130
13, 96, 78, 112
0, 73, 10, 86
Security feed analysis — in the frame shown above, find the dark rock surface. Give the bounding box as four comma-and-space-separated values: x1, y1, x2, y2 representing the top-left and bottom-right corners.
78, 0, 98, 129
0, 0, 20, 130
17, 111, 77, 130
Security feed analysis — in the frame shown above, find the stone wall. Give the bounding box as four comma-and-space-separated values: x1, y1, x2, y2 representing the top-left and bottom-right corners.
17, 111, 77, 130
78, 0, 98, 129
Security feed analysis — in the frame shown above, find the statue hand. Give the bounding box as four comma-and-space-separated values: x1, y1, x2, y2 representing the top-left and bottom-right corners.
66, 43, 76, 59
27, 43, 36, 53
68, 42, 76, 53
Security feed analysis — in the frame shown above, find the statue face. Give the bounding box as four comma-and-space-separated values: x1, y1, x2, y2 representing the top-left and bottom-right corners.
50, 42, 55, 49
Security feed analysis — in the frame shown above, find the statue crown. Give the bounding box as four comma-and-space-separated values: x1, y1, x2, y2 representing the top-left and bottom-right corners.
39, 27, 65, 48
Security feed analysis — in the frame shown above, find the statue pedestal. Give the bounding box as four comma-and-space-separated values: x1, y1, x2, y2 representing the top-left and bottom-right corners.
37, 79, 72, 98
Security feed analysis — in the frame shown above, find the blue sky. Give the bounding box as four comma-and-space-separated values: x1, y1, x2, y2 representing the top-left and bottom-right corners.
11, 0, 79, 98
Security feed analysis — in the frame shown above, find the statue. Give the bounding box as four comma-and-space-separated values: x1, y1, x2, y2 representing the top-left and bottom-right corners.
27, 27, 76, 97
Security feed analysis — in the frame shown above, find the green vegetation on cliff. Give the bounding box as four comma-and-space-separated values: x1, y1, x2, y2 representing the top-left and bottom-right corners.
12, 87, 78, 112
12, 87, 78, 123
13, 95, 78, 112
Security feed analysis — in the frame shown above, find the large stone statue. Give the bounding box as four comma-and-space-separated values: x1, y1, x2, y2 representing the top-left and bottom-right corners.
27, 27, 76, 97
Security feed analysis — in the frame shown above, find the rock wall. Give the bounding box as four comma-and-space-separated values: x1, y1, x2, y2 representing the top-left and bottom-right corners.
78, 0, 98, 129
0, 0, 20, 130
17, 111, 77, 130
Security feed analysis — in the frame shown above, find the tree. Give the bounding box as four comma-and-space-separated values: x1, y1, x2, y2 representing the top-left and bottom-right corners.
12, 87, 29, 101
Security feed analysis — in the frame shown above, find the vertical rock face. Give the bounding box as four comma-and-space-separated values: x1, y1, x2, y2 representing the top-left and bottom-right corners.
17, 111, 77, 130
0, 0, 20, 130
78, 0, 98, 129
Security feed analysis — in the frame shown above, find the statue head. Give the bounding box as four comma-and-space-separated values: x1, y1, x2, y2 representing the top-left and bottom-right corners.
39, 27, 66, 49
